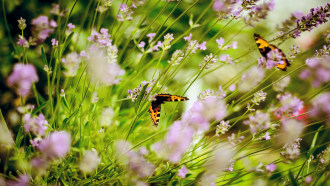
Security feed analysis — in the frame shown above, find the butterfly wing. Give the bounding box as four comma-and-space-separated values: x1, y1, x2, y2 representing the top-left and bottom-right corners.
148, 94, 189, 127
269, 44, 290, 71
254, 34, 290, 71
156, 94, 189, 102
254, 34, 271, 56
148, 103, 161, 127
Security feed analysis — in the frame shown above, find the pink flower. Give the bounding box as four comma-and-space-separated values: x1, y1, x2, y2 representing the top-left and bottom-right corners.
6, 174, 30, 186
51, 38, 58, 47
23, 113, 48, 136
138, 41, 145, 49
67, 23, 75, 32
17, 36, 28, 48
38, 131, 71, 159
7, 64, 39, 97
147, 33, 156, 42
31, 16, 57, 43
216, 37, 224, 48
178, 165, 189, 178
198, 41, 207, 50
265, 163, 277, 172
184, 33, 192, 41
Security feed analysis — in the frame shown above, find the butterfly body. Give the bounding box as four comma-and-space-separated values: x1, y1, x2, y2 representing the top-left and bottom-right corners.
254, 34, 290, 71
148, 94, 189, 127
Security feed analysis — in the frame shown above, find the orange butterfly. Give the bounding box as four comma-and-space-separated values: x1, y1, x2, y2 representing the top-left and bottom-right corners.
148, 94, 189, 127
254, 33, 290, 71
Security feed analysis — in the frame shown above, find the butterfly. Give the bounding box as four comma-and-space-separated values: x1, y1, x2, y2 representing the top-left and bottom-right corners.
254, 33, 290, 71
148, 94, 189, 127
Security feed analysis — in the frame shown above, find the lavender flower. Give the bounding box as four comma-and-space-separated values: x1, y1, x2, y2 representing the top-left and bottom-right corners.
198, 89, 215, 101
299, 55, 330, 87
50, 3, 64, 16
244, 0, 275, 26
86, 29, 124, 85
115, 140, 155, 178
202, 143, 236, 182
61, 52, 81, 77
162, 33, 174, 50
280, 138, 302, 161
117, 4, 134, 22
219, 54, 234, 64
243, 111, 273, 134
168, 50, 184, 65
23, 113, 48, 136
216, 120, 230, 136
79, 149, 100, 173
265, 163, 277, 172
6, 174, 30, 186
31, 15, 57, 43
318, 145, 330, 166
147, 33, 156, 42
152, 121, 194, 163
309, 93, 330, 125
17, 17, 26, 31
251, 90, 267, 105
199, 53, 218, 69
273, 76, 290, 92
38, 131, 71, 159
185, 39, 199, 54
177, 165, 189, 178
97, 0, 113, 13
277, 119, 304, 145
51, 38, 58, 47
291, 3, 330, 38
275, 93, 303, 117
213, 0, 240, 19
238, 66, 265, 92
7, 64, 39, 97
228, 133, 245, 146
183, 33, 192, 41
67, 23, 75, 32
190, 96, 227, 128
138, 41, 145, 51
17, 35, 29, 48
127, 79, 156, 102
198, 41, 207, 50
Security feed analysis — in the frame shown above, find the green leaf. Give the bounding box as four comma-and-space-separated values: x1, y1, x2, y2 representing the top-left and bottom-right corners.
32, 101, 48, 115
61, 97, 71, 113
134, 83, 149, 113
15, 126, 24, 148
25, 145, 32, 158
61, 32, 74, 56
41, 46, 48, 66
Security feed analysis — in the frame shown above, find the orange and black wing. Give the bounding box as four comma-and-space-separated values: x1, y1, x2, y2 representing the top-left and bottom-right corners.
148, 94, 189, 127
254, 34, 290, 71
156, 94, 189, 102
148, 103, 161, 127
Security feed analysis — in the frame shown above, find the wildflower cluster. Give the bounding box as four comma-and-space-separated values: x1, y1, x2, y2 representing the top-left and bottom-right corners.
291, 3, 330, 38
1, 0, 330, 185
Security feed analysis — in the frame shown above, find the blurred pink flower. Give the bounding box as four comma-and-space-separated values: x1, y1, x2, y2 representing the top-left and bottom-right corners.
7, 64, 39, 97
265, 163, 277, 172
31, 15, 57, 43
39, 131, 71, 159
23, 113, 48, 136
178, 165, 188, 178
6, 174, 30, 186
